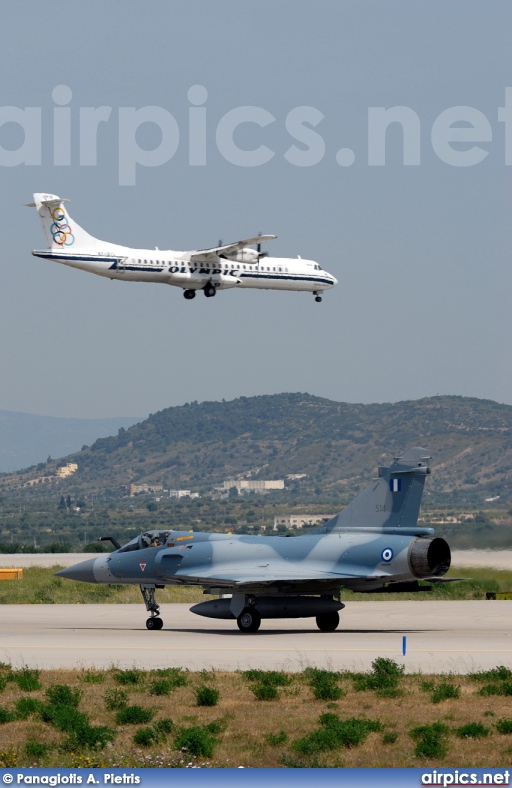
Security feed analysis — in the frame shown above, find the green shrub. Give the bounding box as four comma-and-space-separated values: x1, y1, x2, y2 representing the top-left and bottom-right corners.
496, 719, 512, 734
45, 685, 81, 708
410, 723, 449, 759
114, 669, 145, 686
133, 727, 155, 747
293, 713, 381, 755
0, 708, 14, 724
195, 686, 219, 707
40, 702, 115, 751
25, 741, 49, 759
382, 731, 398, 744
132, 718, 174, 747
0, 675, 7, 693
104, 688, 128, 711
479, 682, 512, 697
115, 705, 154, 725
149, 679, 173, 696
243, 670, 291, 686
12, 668, 41, 692
63, 723, 115, 751
455, 723, 489, 738
152, 668, 187, 687
15, 697, 43, 720
252, 683, 279, 701
304, 668, 343, 701
174, 726, 217, 758
266, 730, 288, 746
154, 718, 174, 735
353, 658, 404, 694
430, 682, 460, 703
468, 666, 512, 682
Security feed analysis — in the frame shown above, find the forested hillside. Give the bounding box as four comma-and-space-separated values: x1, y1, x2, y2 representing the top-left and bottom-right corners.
1, 394, 511, 506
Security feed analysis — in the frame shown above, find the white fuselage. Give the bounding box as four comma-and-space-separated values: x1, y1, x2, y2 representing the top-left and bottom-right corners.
32, 245, 337, 294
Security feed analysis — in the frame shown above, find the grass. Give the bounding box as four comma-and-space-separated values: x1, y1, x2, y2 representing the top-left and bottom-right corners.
1, 663, 512, 767
2, 565, 512, 606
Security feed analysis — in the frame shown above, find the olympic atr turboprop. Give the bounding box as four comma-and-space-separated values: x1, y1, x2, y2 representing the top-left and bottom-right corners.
27, 193, 337, 302
57, 447, 454, 633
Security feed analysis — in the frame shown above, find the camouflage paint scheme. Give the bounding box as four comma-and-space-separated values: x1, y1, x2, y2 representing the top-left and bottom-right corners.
57, 447, 451, 632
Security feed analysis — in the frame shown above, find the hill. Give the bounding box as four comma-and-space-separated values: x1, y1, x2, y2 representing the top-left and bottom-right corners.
0, 410, 143, 472
1, 394, 511, 505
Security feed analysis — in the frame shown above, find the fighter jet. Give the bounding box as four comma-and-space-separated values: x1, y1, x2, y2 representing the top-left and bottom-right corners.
27, 193, 337, 303
57, 447, 452, 633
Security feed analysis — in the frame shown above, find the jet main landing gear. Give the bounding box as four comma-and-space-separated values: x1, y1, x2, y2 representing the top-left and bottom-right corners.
313, 291, 322, 303
183, 289, 196, 300
140, 585, 164, 630
203, 283, 216, 298
237, 607, 261, 633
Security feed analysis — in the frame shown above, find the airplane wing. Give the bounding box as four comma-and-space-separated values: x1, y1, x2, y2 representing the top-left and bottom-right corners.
173, 563, 389, 587
188, 235, 276, 262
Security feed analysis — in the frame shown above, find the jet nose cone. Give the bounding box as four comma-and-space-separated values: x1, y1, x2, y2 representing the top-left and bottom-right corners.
55, 557, 99, 583
331, 275, 338, 286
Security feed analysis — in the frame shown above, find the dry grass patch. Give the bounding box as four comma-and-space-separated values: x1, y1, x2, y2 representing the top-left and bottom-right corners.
0, 664, 511, 767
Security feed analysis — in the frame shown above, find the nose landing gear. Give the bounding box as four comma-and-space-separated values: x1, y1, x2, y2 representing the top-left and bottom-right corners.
140, 585, 164, 630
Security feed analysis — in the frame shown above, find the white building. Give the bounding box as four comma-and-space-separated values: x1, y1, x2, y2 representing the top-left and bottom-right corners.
273, 514, 335, 531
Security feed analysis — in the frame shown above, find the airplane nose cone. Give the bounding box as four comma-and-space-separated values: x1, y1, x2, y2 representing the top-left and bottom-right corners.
331, 275, 338, 286
55, 557, 99, 583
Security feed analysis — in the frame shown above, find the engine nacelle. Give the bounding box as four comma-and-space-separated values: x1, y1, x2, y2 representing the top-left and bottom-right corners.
408, 537, 451, 578
222, 247, 259, 263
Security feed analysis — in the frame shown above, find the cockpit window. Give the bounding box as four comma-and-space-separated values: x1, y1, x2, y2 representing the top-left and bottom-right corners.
118, 531, 170, 552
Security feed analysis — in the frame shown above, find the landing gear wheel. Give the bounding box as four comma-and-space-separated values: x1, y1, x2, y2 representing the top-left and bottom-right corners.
146, 617, 163, 630
315, 296, 322, 303
183, 289, 196, 300
237, 607, 261, 633
316, 612, 339, 632
204, 284, 216, 298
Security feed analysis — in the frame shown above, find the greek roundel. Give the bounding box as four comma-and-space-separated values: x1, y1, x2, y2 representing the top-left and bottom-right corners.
390, 478, 401, 493
381, 548, 393, 562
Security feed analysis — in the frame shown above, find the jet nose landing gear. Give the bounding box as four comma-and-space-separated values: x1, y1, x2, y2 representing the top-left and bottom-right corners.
140, 585, 164, 630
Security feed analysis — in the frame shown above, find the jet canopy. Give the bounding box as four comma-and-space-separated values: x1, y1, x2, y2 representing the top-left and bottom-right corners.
118, 530, 171, 552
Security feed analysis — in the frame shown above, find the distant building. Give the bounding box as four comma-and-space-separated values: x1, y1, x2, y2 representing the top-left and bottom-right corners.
130, 483, 163, 496
169, 490, 200, 499
56, 462, 78, 479
273, 514, 335, 531
219, 479, 285, 494
286, 473, 307, 480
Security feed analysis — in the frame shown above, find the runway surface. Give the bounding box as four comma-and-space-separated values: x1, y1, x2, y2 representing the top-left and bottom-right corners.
0, 601, 510, 674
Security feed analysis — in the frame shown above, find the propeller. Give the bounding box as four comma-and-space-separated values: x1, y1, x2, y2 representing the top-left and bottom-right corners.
256, 232, 269, 259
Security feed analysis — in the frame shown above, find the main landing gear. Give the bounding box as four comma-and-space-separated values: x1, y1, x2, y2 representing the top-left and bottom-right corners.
203, 283, 216, 298
141, 585, 164, 630
237, 607, 261, 633
183, 289, 196, 300
315, 611, 339, 632
313, 291, 322, 303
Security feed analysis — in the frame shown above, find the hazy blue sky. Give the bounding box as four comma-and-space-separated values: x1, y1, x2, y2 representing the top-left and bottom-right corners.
1, 1, 511, 418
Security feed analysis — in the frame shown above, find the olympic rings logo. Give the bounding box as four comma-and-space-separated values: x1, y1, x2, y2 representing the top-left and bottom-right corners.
50, 206, 75, 246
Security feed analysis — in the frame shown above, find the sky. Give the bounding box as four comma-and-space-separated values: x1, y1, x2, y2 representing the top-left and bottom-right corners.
0, 1, 511, 419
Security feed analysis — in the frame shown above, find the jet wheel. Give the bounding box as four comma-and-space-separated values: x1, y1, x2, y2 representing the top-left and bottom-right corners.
315, 296, 322, 303
184, 289, 196, 300
146, 617, 163, 630
237, 607, 261, 633
204, 284, 216, 298
315, 612, 339, 632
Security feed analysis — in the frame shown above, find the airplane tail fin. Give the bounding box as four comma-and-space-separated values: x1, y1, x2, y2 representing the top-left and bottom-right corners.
310, 447, 431, 534
26, 193, 102, 250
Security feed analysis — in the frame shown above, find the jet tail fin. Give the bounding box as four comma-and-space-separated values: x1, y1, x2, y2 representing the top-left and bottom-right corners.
26, 193, 102, 250
310, 447, 431, 534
